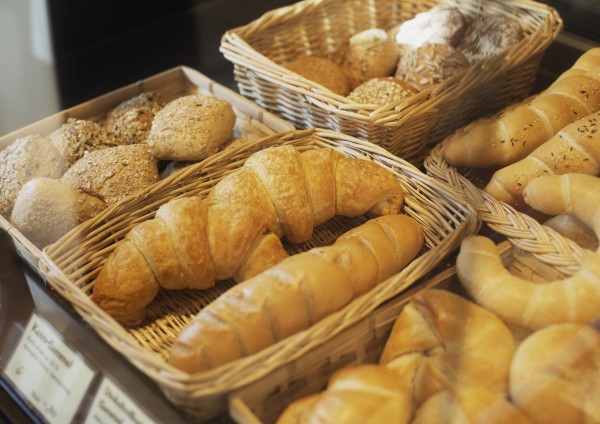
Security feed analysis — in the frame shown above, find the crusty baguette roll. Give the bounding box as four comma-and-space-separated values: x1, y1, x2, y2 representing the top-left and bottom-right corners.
379, 289, 516, 404
92, 146, 406, 326
456, 235, 600, 330
443, 65, 600, 168
522, 173, 600, 250
168, 214, 423, 373
510, 324, 600, 424
412, 386, 533, 424
276, 365, 413, 424
554, 47, 600, 81
484, 112, 600, 208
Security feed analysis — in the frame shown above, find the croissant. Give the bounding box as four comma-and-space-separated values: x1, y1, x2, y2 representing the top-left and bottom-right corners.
484, 111, 600, 208
456, 235, 600, 330
168, 214, 424, 373
522, 173, 600, 249
92, 146, 405, 326
443, 51, 600, 168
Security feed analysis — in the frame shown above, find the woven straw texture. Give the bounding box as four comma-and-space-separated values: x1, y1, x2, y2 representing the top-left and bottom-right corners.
228, 239, 571, 424
425, 140, 587, 276
220, 0, 562, 165
0, 66, 293, 273
39, 128, 479, 422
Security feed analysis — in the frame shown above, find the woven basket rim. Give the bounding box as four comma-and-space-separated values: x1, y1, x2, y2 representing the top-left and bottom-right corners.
220, 0, 563, 121
39, 128, 480, 399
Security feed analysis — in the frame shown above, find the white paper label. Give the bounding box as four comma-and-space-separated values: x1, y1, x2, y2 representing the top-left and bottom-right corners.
6, 314, 95, 424
85, 378, 156, 424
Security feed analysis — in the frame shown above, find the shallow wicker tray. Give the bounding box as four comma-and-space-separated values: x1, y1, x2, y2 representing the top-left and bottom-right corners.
220, 0, 562, 165
0, 66, 294, 273
424, 139, 588, 276
228, 239, 575, 424
39, 128, 479, 422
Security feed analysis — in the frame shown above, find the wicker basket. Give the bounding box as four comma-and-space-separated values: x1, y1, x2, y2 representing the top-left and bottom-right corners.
229, 239, 574, 424
39, 128, 479, 422
0, 66, 294, 273
424, 139, 588, 276
220, 0, 562, 165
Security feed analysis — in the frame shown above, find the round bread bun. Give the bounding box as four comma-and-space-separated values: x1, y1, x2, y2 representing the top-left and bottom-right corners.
147, 94, 236, 161
458, 13, 524, 63
510, 323, 600, 424
342, 28, 399, 89
285, 55, 350, 96
49, 118, 114, 167
10, 178, 105, 247
379, 289, 516, 405
347, 77, 416, 105
61, 144, 159, 205
103, 91, 164, 145
395, 43, 471, 92
0, 134, 66, 217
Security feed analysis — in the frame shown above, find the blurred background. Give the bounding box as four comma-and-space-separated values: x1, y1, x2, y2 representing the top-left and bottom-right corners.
0, 0, 598, 136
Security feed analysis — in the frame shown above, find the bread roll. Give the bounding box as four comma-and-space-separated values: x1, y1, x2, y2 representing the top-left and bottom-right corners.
276, 365, 414, 424
554, 47, 600, 81
544, 215, 598, 251
485, 112, 600, 208
49, 118, 114, 167
456, 235, 600, 330
103, 91, 163, 145
61, 144, 159, 205
168, 214, 423, 372
92, 146, 407, 326
457, 14, 524, 63
285, 55, 350, 96
379, 289, 516, 404
0, 135, 66, 216
146, 94, 236, 161
10, 178, 105, 247
348, 77, 416, 105
510, 324, 600, 424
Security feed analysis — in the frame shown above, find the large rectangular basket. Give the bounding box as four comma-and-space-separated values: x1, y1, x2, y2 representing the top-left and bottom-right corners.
0, 66, 294, 273
38, 128, 480, 422
220, 0, 562, 165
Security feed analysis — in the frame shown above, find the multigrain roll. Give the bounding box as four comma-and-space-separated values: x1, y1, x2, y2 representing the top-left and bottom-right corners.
49, 118, 114, 167
285, 55, 350, 96
10, 178, 105, 247
0, 134, 66, 216
348, 77, 416, 105
103, 91, 164, 145
61, 144, 159, 205
147, 94, 236, 161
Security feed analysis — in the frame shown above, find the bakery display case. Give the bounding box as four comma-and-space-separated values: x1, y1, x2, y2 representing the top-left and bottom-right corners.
1, 0, 600, 423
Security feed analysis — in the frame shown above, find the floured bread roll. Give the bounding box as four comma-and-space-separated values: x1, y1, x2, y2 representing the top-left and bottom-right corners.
10, 178, 105, 247
341, 28, 399, 89
347, 77, 416, 105
61, 144, 159, 205
510, 324, 600, 424
103, 91, 164, 145
0, 134, 66, 216
285, 55, 350, 96
391, 6, 468, 52
395, 44, 470, 91
458, 14, 524, 63
49, 118, 114, 167
147, 94, 236, 161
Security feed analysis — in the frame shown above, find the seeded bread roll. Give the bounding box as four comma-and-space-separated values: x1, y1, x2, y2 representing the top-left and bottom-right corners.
395, 43, 470, 92
347, 77, 416, 105
10, 178, 105, 247
341, 28, 399, 89
458, 14, 524, 63
49, 118, 115, 167
0, 134, 66, 217
147, 94, 236, 161
285, 55, 350, 96
103, 91, 164, 145
61, 144, 159, 205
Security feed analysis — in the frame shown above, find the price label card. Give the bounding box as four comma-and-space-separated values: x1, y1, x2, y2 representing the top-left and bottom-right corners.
85, 377, 156, 424
6, 314, 95, 424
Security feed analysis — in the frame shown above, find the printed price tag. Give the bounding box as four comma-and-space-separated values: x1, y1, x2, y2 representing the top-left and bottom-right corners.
85, 377, 156, 424
6, 314, 95, 424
